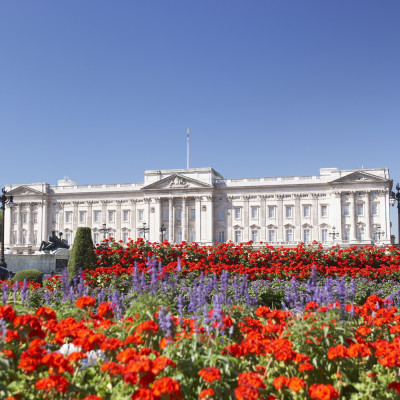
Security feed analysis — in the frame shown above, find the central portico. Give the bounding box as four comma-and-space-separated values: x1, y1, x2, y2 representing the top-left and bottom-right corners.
141, 168, 223, 244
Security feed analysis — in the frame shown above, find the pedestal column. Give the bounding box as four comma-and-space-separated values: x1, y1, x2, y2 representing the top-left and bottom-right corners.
27, 203, 33, 244
59, 202, 65, 238
333, 192, 342, 241
72, 201, 79, 232
195, 197, 202, 244
87, 201, 93, 230
4, 203, 11, 246
365, 191, 372, 241
294, 194, 301, 242
350, 192, 357, 242
168, 197, 174, 243
101, 201, 107, 225
277, 195, 284, 242
16, 204, 22, 245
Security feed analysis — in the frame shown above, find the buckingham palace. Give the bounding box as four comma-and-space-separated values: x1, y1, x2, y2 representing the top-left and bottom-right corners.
3, 166, 393, 252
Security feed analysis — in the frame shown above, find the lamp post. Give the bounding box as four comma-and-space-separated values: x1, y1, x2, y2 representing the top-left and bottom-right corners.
159, 223, 166, 243
329, 226, 339, 246
0, 188, 14, 269
390, 184, 400, 245
374, 225, 385, 246
99, 223, 110, 241
139, 222, 150, 243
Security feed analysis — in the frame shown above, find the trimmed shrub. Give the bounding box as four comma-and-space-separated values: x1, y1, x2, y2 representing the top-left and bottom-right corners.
67, 227, 97, 277
14, 269, 43, 285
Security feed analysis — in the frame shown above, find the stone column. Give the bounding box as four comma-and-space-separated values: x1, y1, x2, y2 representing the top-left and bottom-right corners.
294, 194, 301, 242
153, 198, 161, 242
333, 192, 342, 241
130, 199, 137, 240
144, 198, 151, 242
168, 197, 174, 243
16, 203, 22, 245
276, 195, 284, 242
4, 203, 12, 246
87, 201, 93, 230
206, 196, 214, 244
59, 202, 65, 237
349, 192, 357, 242
364, 191, 372, 241
311, 193, 319, 241
195, 197, 202, 244
27, 203, 33, 244
379, 190, 388, 241
227, 199, 233, 242
72, 201, 79, 232
260, 196, 266, 243
115, 200, 122, 241
243, 196, 250, 242
182, 197, 187, 242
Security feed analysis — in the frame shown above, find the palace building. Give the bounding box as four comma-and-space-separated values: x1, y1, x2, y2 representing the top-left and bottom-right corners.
3, 166, 393, 252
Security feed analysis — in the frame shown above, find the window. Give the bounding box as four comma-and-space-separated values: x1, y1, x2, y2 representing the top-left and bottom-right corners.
139, 231, 144, 239
218, 209, 224, 220
358, 227, 365, 241
303, 206, 310, 218
251, 207, 258, 219
123, 232, 129, 243
373, 229, 378, 241
190, 231, 196, 242
252, 230, 258, 242
268, 207, 275, 218
66, 212, 71, 223
268, 230, 275, 242
52, 213, 57, 223
190, 209, 195, 219
94, 233, 99, 244
321, 229, 328, 241
286, 207, 292, 218
33, 233, 37, 245
164, 210, 169, 220
218, 231, 225, 242
286, 229, 293, 241
357, 204, 364, 216
164, 231, 169, 241
23, 234, 27, 244
13, 233, 17, 244
138, 211, 144, 221
34, 213, 38, 223
13, 214, 17, 223
235, 231, 242, 242
343, 205, 350, 216
94, 212, 100, 222
235, 208, 241, 219
80, 212, 85, 223
176, 231, 182, 242
371, 204, 378, 215
109, 212, 114, 222
321, 206, 328, 217
304, 229, 310, 242
109, 231, 114, 239
123, 211, 129, 222
23, 214, 27, 223
176, 209, 182, 220
65, 233, 71, 244
343, 228, 350, 240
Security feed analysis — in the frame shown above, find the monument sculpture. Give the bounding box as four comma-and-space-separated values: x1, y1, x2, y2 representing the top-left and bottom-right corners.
39, 230, 70, 252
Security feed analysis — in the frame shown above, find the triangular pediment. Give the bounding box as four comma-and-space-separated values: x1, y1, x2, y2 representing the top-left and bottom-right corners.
141, 174, 213, 190
329, 171, 390, 184
8, 186, 43, 196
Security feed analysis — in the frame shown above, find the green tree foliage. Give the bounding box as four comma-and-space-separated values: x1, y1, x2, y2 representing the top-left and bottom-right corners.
13, 269, 43, 284
67, 227, 96, 277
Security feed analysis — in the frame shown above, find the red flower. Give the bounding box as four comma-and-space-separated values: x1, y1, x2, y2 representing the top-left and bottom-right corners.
199, 388, 214, 399
151, 377, 182, 399
132, 388, 156, 400
308, 383, 339, 400
198, 367, 222, 383
34, 375, 69, 393
76, 296, 96, 310
273, 376, 288, 390
98, 302, 114, 319
72, 396, 103, 400
388, 382, 400, 393
287, 377, 306, 392
136, 321, 159, 335
35, 306, 57, 321
298, 362, 314, 372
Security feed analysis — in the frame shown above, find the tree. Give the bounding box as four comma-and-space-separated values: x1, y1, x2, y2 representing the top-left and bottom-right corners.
67, 227, 97, 277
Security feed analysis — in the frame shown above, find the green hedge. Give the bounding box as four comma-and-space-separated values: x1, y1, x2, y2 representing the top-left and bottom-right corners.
14, 269, 43, 284
67, 227, 97, 278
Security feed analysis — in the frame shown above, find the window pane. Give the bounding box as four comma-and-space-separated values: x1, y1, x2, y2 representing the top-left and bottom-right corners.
13, 214, 17, 223
322, 229, 328, 241
190, 231, 196, 242
53, 214, 57, 223
235, 209, 241, 219
235, 231, 242, 242
269, 207, 275, 218
190, 209, 195, 219
123, 232, 129, 243
304, 206, 310, 218
286, 230, 293, 241
371, 204, 378, 215
23, 214, 27, 223
343, 205, 350, 216
219, 209, 224, 219
109, 212, 114, 222
94, 212, 99, 222
13, 234, 17, 244
139, 211, 144, 221
321, 206, 327, 217
286, 207, 292, 218
219, 231, 225, 242
252, 208, 258, 218
23, 234, 26, 244
358, 228, 365, 240
33, 234, 37, 244
177, 209, 182, 220
344, 228, 350, 240
357, 205, 364, 216
66, 234, 70, 244
176, 231, 182, 242
94, 233, 99, 244
34, 214, 38, 223
164, 210, 169, 220
124, 211, 129, 222
252, 230, 258, 242
80, 212, 85, 222
268, 230, 275, 242
304, 229, 310, 242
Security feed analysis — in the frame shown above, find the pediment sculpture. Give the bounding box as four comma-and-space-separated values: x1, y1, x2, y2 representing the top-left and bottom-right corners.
167, 177, 189, 188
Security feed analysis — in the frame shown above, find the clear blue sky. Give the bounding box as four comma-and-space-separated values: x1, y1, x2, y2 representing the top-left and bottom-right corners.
1, 1, 399, 238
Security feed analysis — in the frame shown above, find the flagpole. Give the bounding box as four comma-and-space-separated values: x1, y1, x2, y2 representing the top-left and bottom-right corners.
187, 128, 189, 169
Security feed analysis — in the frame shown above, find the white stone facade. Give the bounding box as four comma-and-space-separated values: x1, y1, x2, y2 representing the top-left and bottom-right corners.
3, 167, 393, 252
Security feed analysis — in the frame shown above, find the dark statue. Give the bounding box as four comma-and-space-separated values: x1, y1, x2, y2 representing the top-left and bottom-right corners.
39, 230, 70, 252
